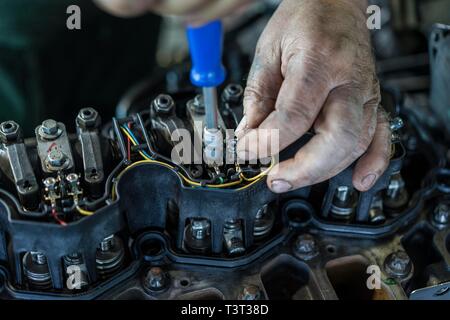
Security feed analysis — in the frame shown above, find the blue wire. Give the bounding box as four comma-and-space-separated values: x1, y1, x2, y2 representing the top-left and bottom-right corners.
121, 125, 153, 159
121, 125, 229, 190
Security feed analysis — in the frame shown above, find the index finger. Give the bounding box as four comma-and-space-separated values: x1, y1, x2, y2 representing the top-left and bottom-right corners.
236, 52, 332, 160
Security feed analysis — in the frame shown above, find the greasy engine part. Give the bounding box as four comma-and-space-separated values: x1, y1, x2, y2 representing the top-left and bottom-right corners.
0, 75, 448, 300
0, 13, 449, 300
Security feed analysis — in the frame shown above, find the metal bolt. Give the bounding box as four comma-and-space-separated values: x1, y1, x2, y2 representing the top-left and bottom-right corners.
66, 173, 79, 184
239, 285, 262, 300
80, 108, 95, 120
153, 94, 174, 114
223, 84, 244, 103
77, 108, 100, 129
384, 251, 412, 278
192, 94, 205, 114
194, 94, 204, 107
433, 203, 450, 226
144, 267, 167, 291
99, 235, 115, 252
390, 117, 404, 132
43, 177, 57, 190
41, 119, 59, 135
190, 219, 211, 240
336, 186, 350, 202
223, 220, 245, 256
369, 193, 386, 225
330, 186, 357, 219
254, 204, 275, 238
46, 149, 67, 168
30, 251, 47, 265
386, 174, 404, 199
0, 121, 21, 143
294, 234, 318, 260
64, 252, 83, 265
38, 119, 61, 140
0, 121, 17, 134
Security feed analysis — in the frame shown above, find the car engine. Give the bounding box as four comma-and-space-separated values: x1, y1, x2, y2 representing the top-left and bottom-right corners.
0, 6, 449, 301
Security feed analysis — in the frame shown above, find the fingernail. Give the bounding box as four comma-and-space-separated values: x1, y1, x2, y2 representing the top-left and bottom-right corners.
270, 179, 293, 193
361, 174, 377, 190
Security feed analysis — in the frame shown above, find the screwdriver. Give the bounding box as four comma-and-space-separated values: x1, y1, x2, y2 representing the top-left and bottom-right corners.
187, 20, 226, 165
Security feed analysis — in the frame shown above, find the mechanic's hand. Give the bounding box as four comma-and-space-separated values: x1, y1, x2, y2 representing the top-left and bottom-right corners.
236, 0, 391, 194
94, 0, 251, 24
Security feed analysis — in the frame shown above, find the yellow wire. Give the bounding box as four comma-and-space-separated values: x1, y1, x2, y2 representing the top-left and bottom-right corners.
239, 164, 274, 182
77, 124, 262, 216
76, 205, 94, 216
120, 127, 245, 189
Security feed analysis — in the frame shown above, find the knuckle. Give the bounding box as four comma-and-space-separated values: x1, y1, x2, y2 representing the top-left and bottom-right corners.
243, 85, 276, 113
277, 103, 316, 135
363, 77, 381, 105
254, 36, 281, 66
353, 137, 371, 158
377, 107, 390, 127
334, 123, 369, 159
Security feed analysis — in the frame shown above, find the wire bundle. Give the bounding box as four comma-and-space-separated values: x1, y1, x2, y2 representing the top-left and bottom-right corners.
119, 125, 273, 191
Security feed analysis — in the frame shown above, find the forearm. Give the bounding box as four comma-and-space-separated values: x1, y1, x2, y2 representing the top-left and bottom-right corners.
93, 0, 255, 21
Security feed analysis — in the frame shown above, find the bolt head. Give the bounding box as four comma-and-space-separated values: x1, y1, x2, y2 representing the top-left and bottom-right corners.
38, 119, 62, 140
0, 121, 21, 143
239, 285, 261, 300
66, 173, 79, 184
153, 94, 174, 115
46, 149, 67, 168
294, 234, 318, 260
336, 186, 351, 201
223, 84, 244, 103
191, 94, 205, 114
30, 251, 47, 265
41, 119, 58, 135
43, 177, 57, 190
77, 108, 100, 129
99, 235, 115, 252
144, 267, 167, 291
433, 203, 450, 225
190, 219, 211, 240
384, 251, 412, 278
390, 117, 404, 132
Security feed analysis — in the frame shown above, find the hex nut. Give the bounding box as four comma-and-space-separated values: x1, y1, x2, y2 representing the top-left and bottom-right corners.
144, 267, 169, 292
153, 94, 174, 115
223, 84, 244, 103
0, 121, 21, 143
294, 234, 319, 260
77, 108, 100, 129
238, 285, 262, 300
384, 251, 412, 278
38, 119, 62, 140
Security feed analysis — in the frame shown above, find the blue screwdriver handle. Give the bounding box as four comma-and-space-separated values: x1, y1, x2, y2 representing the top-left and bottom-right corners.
187, 20, 226, 88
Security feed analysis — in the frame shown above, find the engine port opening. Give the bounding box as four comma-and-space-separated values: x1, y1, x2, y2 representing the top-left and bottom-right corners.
261, 254, 314, 300
325, 255, 392, 300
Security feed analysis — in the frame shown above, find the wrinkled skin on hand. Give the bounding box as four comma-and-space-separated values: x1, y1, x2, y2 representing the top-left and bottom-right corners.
236, 0, 391, 194
95, 0, 391, 194
94, 0, 251, 24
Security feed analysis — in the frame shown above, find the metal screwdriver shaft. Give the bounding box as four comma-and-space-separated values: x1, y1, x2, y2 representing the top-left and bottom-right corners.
187, 20, 226, 165
202, 87, 219, 129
